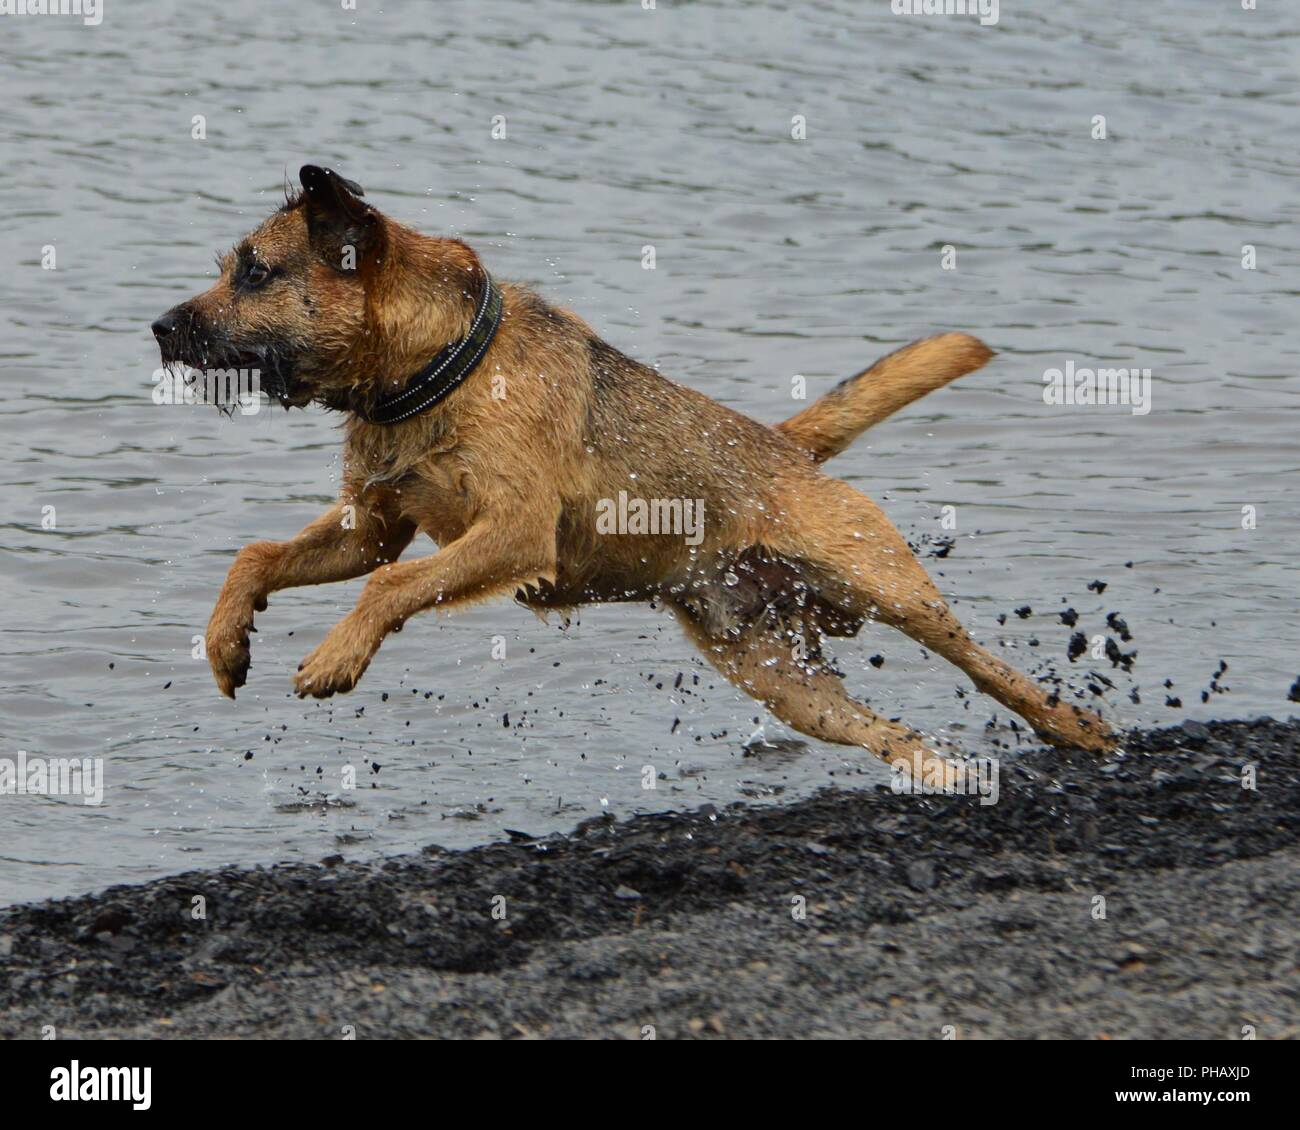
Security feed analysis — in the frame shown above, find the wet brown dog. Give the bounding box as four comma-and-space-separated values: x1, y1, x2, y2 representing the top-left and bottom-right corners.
153, 165, 1114, 780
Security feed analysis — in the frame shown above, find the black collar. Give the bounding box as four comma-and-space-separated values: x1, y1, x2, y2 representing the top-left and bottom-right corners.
356, 274, 503, 425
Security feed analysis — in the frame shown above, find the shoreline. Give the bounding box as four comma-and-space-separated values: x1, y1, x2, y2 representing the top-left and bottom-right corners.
2, 717, 1297, 1039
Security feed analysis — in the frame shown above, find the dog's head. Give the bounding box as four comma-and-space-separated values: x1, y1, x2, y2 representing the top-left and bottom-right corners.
152, 165, 480, 410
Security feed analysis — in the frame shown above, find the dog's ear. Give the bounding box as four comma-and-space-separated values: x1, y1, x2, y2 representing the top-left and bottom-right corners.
299, 165, 379, 270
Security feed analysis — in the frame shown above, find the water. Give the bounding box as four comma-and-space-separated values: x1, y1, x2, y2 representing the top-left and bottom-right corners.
2, 0, 1297, 906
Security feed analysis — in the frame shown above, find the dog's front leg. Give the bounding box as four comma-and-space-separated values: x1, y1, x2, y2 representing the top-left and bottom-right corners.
207, 493, 416, 698
293, 519, 556, 699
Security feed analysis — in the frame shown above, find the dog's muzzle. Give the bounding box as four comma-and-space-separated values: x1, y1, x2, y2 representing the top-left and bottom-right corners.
151, 304, 194, 350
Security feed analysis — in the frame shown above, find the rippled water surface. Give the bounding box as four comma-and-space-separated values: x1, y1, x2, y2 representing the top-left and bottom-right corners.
2, 1, 1297, 905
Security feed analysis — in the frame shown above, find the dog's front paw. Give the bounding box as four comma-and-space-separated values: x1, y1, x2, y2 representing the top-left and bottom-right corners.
206, 593, 266, 699
293, 624, 376, 699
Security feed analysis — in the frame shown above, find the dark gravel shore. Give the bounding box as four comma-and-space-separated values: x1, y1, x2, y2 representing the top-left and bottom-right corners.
2, 718, 1298, 1040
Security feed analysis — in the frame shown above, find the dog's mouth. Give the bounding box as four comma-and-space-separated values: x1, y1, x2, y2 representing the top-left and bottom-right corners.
157, 334, 311, 410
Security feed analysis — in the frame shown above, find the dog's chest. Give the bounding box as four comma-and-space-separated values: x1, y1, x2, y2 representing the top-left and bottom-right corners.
388, 456, 476, 545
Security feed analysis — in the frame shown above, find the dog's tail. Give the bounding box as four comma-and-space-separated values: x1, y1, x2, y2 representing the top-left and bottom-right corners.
775, 333, 994, 464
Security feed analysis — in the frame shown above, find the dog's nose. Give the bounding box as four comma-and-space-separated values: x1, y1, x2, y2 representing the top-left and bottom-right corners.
151, 311, 178, 339
152, 308, 189, 340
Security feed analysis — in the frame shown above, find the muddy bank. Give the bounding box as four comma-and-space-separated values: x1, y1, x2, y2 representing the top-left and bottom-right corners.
1, 718, 1298, 1039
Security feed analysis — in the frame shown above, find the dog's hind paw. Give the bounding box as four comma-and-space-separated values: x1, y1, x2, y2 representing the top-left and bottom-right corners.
1034, 705, 1117, 754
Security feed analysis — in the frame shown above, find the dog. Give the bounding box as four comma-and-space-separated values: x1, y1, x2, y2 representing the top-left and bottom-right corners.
152, 165, 1114, 781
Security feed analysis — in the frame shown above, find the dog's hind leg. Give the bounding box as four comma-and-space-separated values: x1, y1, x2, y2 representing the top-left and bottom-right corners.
771, 479, 1115, 753
670, 602, 965, 784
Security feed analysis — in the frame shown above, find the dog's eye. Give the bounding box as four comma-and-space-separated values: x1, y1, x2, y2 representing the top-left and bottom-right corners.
246, 262, 272, 287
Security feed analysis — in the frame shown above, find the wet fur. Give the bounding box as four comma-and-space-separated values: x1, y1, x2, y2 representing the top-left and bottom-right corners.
154, 166, 1115, 780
